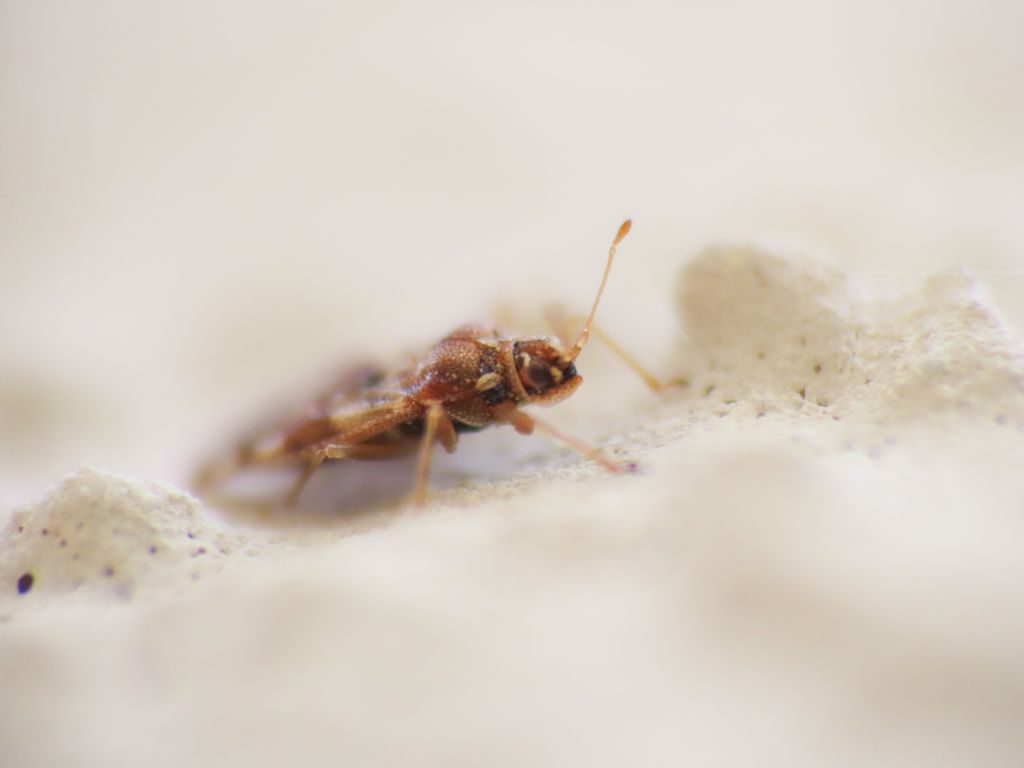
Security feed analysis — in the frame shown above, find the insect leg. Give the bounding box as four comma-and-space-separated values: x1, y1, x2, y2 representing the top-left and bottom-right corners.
282, 402, 426, 506
284, 449, 328, 507
284, 441, 417, 507
192, 455, 239, 494
411, 402, 452, 507
193, 436, 298, 494
588, 321, 689, 392
508, 410, 623, 473
546, 308, 686, 392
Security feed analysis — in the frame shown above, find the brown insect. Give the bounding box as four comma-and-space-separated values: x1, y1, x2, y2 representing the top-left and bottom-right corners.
196, 219, 672, 507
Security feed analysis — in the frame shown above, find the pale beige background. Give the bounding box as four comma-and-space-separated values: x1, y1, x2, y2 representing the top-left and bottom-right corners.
2, 3, 1024, 767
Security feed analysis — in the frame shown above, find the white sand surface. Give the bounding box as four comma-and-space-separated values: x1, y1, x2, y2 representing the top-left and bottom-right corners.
2, 3, 1024, 767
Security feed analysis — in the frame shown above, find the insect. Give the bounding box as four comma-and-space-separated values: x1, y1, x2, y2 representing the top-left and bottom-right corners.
196, 219, 671, 507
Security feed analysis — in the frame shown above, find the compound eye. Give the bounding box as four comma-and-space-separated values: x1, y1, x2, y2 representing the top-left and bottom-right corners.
524, 358, 555, 393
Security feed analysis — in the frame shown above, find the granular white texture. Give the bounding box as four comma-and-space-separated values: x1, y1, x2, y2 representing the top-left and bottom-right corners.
678, 245, 861, 410
857, 272, 1024, 424
0, 468, 230, 610
676, 244, 1024, 427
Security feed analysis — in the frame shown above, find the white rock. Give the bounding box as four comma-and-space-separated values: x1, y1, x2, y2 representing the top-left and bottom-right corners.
1, 468, 230, 610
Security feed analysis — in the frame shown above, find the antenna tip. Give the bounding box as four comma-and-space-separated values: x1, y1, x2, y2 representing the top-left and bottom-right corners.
614, 219, 632, 245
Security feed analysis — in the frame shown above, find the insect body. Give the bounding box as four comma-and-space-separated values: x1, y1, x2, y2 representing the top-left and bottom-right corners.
197, 220, 637, 506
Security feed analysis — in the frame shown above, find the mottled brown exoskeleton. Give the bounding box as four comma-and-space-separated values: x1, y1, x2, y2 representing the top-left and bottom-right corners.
196, 220, 672, 506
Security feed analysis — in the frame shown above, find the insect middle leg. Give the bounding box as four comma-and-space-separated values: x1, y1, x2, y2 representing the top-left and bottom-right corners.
411, 402, 458, 507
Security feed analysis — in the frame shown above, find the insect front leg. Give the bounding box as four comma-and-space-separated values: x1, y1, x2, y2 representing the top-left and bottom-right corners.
508, 409, 623, 473
545, 307, 687, 392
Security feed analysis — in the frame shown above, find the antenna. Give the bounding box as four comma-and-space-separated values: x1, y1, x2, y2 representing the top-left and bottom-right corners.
568, 218, 631, 361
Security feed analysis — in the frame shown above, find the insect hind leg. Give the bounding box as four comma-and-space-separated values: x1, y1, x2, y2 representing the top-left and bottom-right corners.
284, 441, 417, 507
284, 449, 328, 507
192, 438, 285, 495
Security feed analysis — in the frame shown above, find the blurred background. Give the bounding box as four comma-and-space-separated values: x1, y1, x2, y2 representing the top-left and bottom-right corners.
2, 0, 1022, 508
